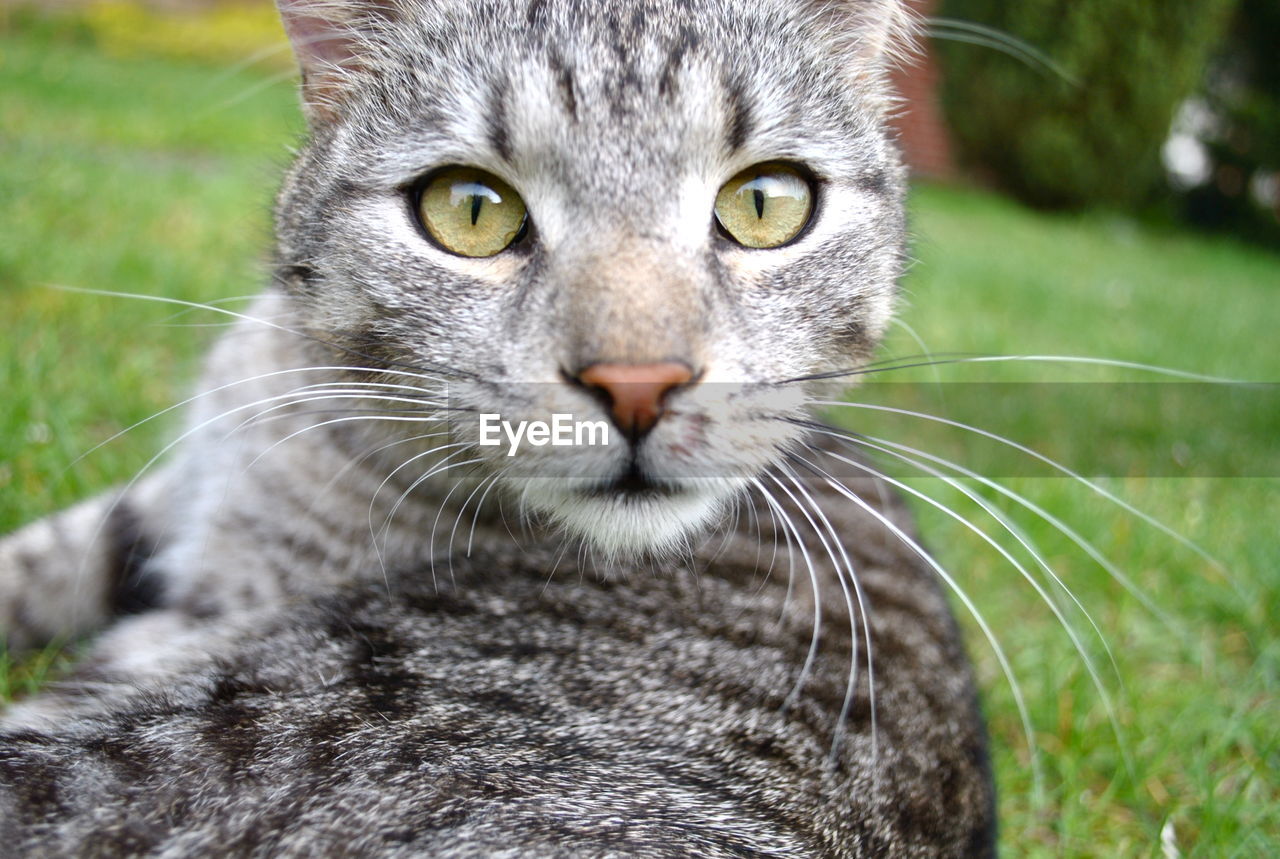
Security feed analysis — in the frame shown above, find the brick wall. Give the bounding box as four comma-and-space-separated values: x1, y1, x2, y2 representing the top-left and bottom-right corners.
889, 0, 956, 180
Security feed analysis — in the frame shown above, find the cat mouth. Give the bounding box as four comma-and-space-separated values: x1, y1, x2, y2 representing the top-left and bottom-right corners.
579, 459, 677, 499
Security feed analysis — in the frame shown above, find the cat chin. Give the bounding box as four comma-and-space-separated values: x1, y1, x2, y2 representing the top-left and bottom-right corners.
515, 477, 745, 559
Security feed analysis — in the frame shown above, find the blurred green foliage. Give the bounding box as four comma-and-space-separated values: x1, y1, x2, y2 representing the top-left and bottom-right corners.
1181, 0, 1280, 246
936, 0, 1237, 210
1, 5, 1277, 853
0, 1, 290, 68
87, 1, 288, 67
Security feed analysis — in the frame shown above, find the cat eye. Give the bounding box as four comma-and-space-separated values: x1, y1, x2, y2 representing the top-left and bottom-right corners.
416, 167, 528, 258
714, 163, 814, 249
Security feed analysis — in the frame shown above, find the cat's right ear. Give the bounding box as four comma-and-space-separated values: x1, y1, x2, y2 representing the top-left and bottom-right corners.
804, 0, 919, 104
275, 0, 397, 125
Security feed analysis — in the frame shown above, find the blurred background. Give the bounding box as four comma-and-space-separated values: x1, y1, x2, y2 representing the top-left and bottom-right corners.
0, 0, 1276, 855
899, 0, 1280, 249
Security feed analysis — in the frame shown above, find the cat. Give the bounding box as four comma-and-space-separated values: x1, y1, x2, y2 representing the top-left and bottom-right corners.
0, 0, 997, 854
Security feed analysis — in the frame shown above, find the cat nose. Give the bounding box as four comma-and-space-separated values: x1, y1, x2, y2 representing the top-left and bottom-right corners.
574, 362, 695, 439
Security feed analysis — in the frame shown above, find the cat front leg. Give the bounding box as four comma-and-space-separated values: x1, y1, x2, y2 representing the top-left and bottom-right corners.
0, 470, 171, 653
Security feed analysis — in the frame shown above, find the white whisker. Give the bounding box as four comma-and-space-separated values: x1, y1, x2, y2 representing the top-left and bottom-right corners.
813, 399, 1228, 576
466, 468, 511, 558
366, 441, 474, 584
799, 442, 1134, 781
792, 353, 1251, 384
447, 469, 507, 577
748, 478, 824, 714
823, 428, 1181, 633
796, 463, 1046, 803
61, 363, 451, 476
772, 469, 877, 768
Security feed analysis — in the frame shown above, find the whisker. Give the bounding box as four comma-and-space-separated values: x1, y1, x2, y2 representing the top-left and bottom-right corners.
389, 454, 485, 589
44, 285, 474, 382
366, 441, 474, 585
428, 465, 486, 590
199, 67, 302, 118
746, 482, 799, 627
243, 411, 447, 472
748, 478, 824, 714
494, 494, 525, 552
807, 422, 1180, 633
447, 469, 507, 578
237, 407, 444, 430
810, 399, 1229, 576
737, 482, 768, 584
309, 429, 451, 537
466, 468, 511, 558
199, 38, 296, 88
702, 490, 743, 568
230, 388, 446, 433
925, 17, 1080, 85
540, 539, 573, 597
792, 461, 1046, 803
886, 317, 944, 388
62, 363, 452, 476
779, 354, 1252, 385
234, 382, 451, 430
68, 382, 439, 609
772, 468, 877, 768
796, 442, 1135, 782
271, 429, 453, 587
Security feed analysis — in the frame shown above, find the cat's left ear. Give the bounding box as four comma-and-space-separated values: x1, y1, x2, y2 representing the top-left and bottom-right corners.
275, 0, 400, 125
806, 0, 919, 93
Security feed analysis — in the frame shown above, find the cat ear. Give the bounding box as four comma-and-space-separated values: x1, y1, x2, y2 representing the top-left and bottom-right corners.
805, 0, 919, 88
275, 0, 399, 124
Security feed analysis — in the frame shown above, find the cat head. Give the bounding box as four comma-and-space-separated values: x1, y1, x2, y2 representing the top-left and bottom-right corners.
272, 0, 914, 556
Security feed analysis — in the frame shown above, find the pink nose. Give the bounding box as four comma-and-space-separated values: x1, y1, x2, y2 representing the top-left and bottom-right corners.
576, 362, 694, 438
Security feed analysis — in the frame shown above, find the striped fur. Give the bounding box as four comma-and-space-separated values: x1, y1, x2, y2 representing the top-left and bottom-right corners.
0, 0, 996, 854
1, 471, 994, 855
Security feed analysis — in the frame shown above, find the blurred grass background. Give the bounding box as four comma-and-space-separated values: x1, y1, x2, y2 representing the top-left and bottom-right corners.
0, 3, 1276, 855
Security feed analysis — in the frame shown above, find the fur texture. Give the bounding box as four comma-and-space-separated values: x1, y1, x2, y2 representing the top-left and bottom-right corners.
0, 0, 996, 854
1, 473, 994, 856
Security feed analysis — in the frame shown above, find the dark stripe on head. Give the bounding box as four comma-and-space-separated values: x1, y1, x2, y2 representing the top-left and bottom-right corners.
548, 51, 579, 121
487, 79, 514, 163
725, 78, 754, 152
659, 26, 699, 99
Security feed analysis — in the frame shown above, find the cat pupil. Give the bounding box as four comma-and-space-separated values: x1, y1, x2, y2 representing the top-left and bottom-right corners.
448, 181, 502, 227
753, 187, 766, 219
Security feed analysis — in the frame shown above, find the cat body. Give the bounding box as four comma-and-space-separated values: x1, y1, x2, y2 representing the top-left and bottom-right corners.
0, 0, 997, 853
0, 474, 993, 856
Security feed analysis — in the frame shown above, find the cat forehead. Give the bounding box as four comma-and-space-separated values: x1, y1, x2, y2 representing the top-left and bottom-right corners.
369, 0, 845, 105
390, 0, 834, 59
337, 0, 882, 184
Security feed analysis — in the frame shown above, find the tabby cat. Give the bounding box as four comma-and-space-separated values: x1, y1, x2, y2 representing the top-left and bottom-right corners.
0, 0, 996, 854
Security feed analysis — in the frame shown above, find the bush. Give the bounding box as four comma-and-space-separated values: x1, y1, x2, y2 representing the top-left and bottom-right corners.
1180, 0, 1280, 247
936, 0, 1237, 210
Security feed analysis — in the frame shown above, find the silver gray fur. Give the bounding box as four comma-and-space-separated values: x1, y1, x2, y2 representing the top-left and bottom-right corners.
0, 0, 996, 854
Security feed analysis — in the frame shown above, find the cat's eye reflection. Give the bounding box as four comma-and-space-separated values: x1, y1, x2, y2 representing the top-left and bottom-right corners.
714, 163, 814, 249
417, 167, 528, 258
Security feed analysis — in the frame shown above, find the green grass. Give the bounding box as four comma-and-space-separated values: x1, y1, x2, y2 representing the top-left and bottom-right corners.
1, 11, 1277, 856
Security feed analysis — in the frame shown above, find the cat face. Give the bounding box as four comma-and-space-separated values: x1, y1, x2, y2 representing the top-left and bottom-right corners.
274, 0, 910, 554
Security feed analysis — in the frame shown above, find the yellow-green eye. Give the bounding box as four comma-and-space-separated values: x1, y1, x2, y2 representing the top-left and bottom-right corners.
417, 167, 528, 258
714, 163, 814, 249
